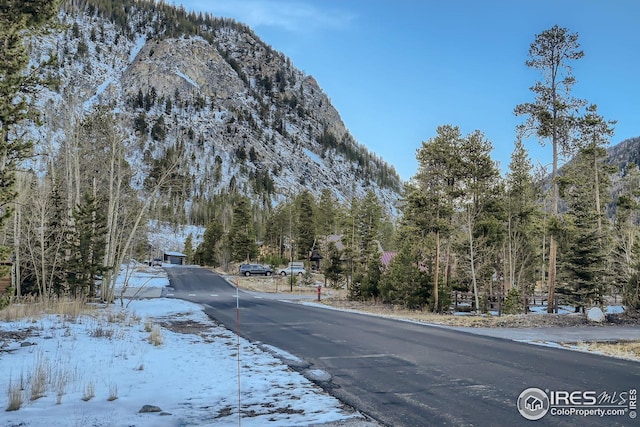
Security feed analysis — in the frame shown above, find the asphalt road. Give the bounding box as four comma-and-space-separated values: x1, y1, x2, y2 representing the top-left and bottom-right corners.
165, 266, 639, 427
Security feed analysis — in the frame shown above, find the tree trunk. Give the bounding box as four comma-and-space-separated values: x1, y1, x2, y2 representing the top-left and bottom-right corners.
548, 119, 559, 313
434, 230, 440, 311
13, 203, 21, 297
547, 236, 557, 313
467, 211, 480, 312
593, 146, 601, 232
102, 132, 124, 298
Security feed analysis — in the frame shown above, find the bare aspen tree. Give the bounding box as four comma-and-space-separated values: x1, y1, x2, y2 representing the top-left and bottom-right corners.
458, 131, 501, 312
17, 173, 65, 298
74, 107, 129, 300
102, 154, 181, 303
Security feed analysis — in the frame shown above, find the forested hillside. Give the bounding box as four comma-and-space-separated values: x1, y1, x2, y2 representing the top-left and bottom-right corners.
25, 0, 401, 224
1, 0, 401, 302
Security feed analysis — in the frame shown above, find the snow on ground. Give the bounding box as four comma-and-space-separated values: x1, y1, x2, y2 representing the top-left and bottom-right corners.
130, 34, 147, 62
174, 68, 200, 89
0, 265, 364, 427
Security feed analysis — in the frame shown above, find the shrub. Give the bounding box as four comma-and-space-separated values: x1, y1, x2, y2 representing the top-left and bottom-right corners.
502, 288, 525, 315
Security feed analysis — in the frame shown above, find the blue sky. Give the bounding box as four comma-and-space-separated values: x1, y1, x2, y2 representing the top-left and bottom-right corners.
173, 0, 640, 181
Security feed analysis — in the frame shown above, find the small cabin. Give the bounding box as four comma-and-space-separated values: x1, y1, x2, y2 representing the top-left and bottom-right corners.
163, 251, 187, 265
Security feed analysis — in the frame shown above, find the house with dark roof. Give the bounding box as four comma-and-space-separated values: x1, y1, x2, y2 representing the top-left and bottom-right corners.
163, 251, 187, 265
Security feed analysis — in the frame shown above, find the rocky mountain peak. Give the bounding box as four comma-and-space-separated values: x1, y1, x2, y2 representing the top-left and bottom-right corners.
24, 0, 402, 224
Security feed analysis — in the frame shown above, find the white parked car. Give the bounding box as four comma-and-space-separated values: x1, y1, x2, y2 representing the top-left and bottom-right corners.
278, 265, 306, 276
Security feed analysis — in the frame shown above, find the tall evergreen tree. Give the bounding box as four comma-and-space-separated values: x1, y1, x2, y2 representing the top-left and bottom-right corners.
341, 197, 361, 287
575, 104, 616, 231
0, 1, 60, 228
323, 242, 345, 289
264, 202, 291, 260
515, 25, 586, 312
228, 198, 257, 262
505, 140, 541, 295
45, 177, 69, 295
316, 188, 338, 236
350, 190, 384, 300
195, 221, 223, 266
183, 232, 194, 264
413, 125, 463, 311
295, 190, 315, 260
66, 193, 108, 297
457, 130, 504, 312
557, 176, 607, 310
557, 140, 614, 310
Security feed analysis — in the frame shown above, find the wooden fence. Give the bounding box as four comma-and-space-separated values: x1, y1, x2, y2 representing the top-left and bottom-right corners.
451, 291, 568, 315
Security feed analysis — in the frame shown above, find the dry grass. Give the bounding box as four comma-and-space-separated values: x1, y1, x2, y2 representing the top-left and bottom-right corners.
5, 351, 79, 406
82, 381, 95, 402
234, 275, 346, 298
107, 383, 118, 401
29, 352, 49, 401
316, 298, 572, 327
143, 318, 153, 332
1, 296, 167, 411
90, 323, 115, 338
55, 375, 67, 405
6, 378, 23, 411
0, 296, 94, 322
567, 340, 640, 361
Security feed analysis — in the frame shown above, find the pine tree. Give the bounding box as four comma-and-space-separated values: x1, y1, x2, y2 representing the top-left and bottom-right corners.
505, 139, 541, 296
316, 189, 338, 236
195, 220, 223, 266
349, 191, 384, 300
264, 202, 291, 260
515, 25, 586, 312
412, 125, 463, 311
183, 232, 194, 264
295, 191, 315, 260
323, 242, 344, 289
66, 193, 108, 297
228, 198, 257, 262
556, 202, 607, 310
378, 238, 431, 309
557, 146, 613, 310
457, 130, 504, 312
0, 1, 60, 228
575, 104, 616, 231
46, 180, 69, 295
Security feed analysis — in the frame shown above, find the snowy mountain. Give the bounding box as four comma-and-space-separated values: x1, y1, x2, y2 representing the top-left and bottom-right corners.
24, 0, 402, 223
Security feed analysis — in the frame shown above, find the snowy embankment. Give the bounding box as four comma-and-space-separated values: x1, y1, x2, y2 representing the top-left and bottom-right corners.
0, 264, 365, 427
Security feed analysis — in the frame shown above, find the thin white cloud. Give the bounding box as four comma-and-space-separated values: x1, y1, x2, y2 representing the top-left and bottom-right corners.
177, 0, 355, 32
